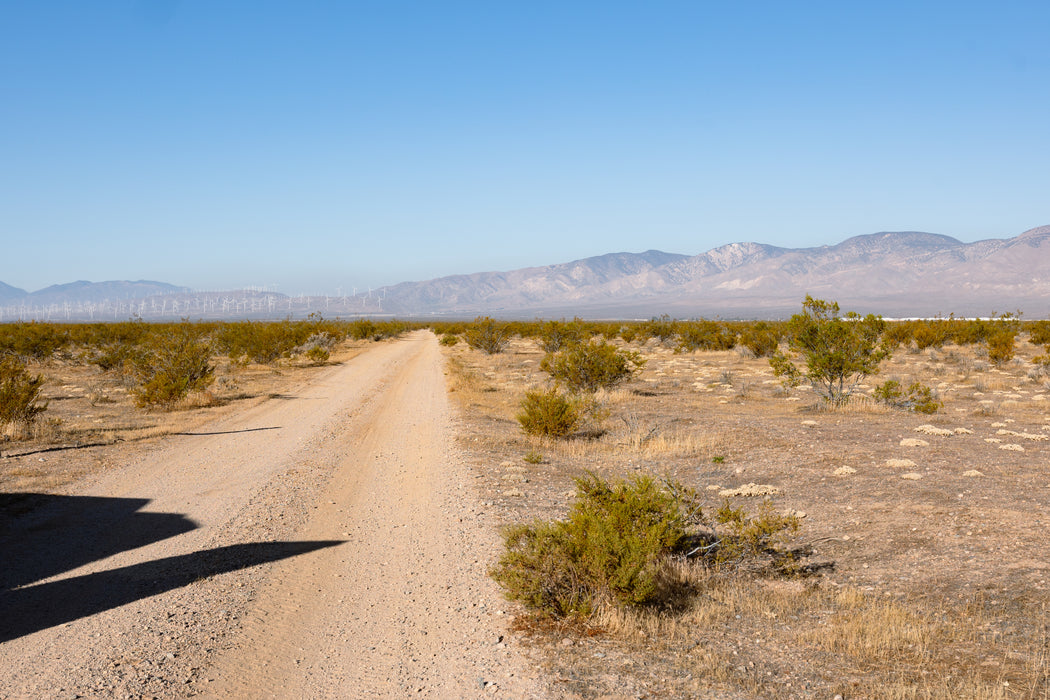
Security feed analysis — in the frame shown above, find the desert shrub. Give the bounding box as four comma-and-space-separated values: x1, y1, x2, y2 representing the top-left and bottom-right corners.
618, 325, 639, 344
517, 388, 582, 438
541, 339, 645, 392
1027, 321, 1050, 347
217, 321, 311, 364
347, 319, 377, 341
882, 321, 915, 349
675, 319, 736, 353
296, 332, 334, 364
949, 318, 989, 346
439, 332, 459, 346
71, 319, 151, 370
712, 500, 801, 570
130, 323, 215, 409
0, 323, 69, 361
490, 474, 701, 617
912, 320, 952, 350
873, 380, 942, 414
305, 345, 330, 364
492, 476, 805, 619
523, 450, 544, 464
640, 314, 678, 344
538, 318, 587, 353
0, 355, 48, 429
464, 316, 512, 354
770, 296, 891, 405
987, 331, 1016, 366
740, 321, 782, 358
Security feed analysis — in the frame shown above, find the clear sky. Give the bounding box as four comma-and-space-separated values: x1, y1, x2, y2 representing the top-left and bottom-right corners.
2, 1, 1048, 294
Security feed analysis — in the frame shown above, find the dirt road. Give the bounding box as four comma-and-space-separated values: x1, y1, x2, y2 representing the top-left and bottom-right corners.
0, 332, 551, 698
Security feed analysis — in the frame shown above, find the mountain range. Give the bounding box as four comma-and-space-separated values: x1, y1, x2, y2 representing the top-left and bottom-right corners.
3, 226, 1049, 320
377, 225, 1050, 318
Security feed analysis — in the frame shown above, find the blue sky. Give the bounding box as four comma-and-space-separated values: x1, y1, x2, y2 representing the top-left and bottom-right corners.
2, 1, 1048, 294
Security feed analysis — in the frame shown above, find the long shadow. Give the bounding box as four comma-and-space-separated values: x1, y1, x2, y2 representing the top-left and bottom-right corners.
0, 493, 199, 591
174, 426, 281, 436
2, 442, 112, 458
0, 540, 344, 643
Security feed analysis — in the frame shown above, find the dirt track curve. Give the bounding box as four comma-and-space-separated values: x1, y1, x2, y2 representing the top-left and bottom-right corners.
0, 332, 553, 699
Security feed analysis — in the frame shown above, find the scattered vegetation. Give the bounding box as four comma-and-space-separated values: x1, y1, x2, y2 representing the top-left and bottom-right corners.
491, 474, 702, 616
516, 388, 583, 438
464, 316, 512, 354
873, 379, 942, 413
770, 296, 891, 405
129, 322, 216, 409
0, 355, 48, 430
540, 339, 645, 392
675, 319, 737, 353
491, 474, 804, 618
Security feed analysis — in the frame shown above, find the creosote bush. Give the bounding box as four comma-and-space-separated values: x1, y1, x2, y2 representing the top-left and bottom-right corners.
491, 475, 804, 619
538, 318, 588, 353
675, 319, 736, 353
516, 388, 582, 438
770, 296, 890, 405
464, 316, 512, 354
491, 474, 702, 617
873, 380, 942, 414
131, 323, 216, 409
0, 355, 48, 430
540, 339, 645, 392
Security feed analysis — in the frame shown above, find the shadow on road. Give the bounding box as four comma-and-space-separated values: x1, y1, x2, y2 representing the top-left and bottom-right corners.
0, 493, 344, 643
0, 493, 199, 591
0, 540, 344, 643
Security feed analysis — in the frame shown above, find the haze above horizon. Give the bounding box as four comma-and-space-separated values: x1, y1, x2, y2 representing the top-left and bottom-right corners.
2, 2, 1047, 295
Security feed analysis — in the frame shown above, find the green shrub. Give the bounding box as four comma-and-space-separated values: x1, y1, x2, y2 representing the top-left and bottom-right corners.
296, 332, 334, 364
304, 345, 330, 364
1027, 321, 1050, 347
0, 355, 48, 429
517, 388, 582, 438
540, 339, 645, 392
539, 318, 587, 353
216, 321, 310, 364
987, 331, 1016, 366
739, 322, 781, 357
492, 475, 806, 619
490, 474, 700, 617
641, 314, 678, 344
439, 332, 459, 346
770, 296, 890, 405
464, 316, 512, 354
523, 450, 544, 464
712, 499, 801, 569
131, 323, 215, 409
873, 380, 942, 414
675, 319, 736, 353
0, 323, 69, 361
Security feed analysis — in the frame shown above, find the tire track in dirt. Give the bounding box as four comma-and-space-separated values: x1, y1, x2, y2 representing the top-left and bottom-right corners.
202, 333, 549, 698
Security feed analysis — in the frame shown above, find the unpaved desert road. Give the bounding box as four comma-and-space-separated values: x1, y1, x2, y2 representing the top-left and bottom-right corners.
0, 332, 553, 699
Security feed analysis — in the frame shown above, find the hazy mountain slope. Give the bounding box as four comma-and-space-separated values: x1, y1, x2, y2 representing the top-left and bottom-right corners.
0, 282, 27, 303
381, 250, 689, 312
25, 281, 191, 306
4, 227, 1049, 320
379, 226, 1050, 318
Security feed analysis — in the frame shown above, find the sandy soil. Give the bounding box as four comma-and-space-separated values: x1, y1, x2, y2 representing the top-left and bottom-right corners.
0, 332, 554, 699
